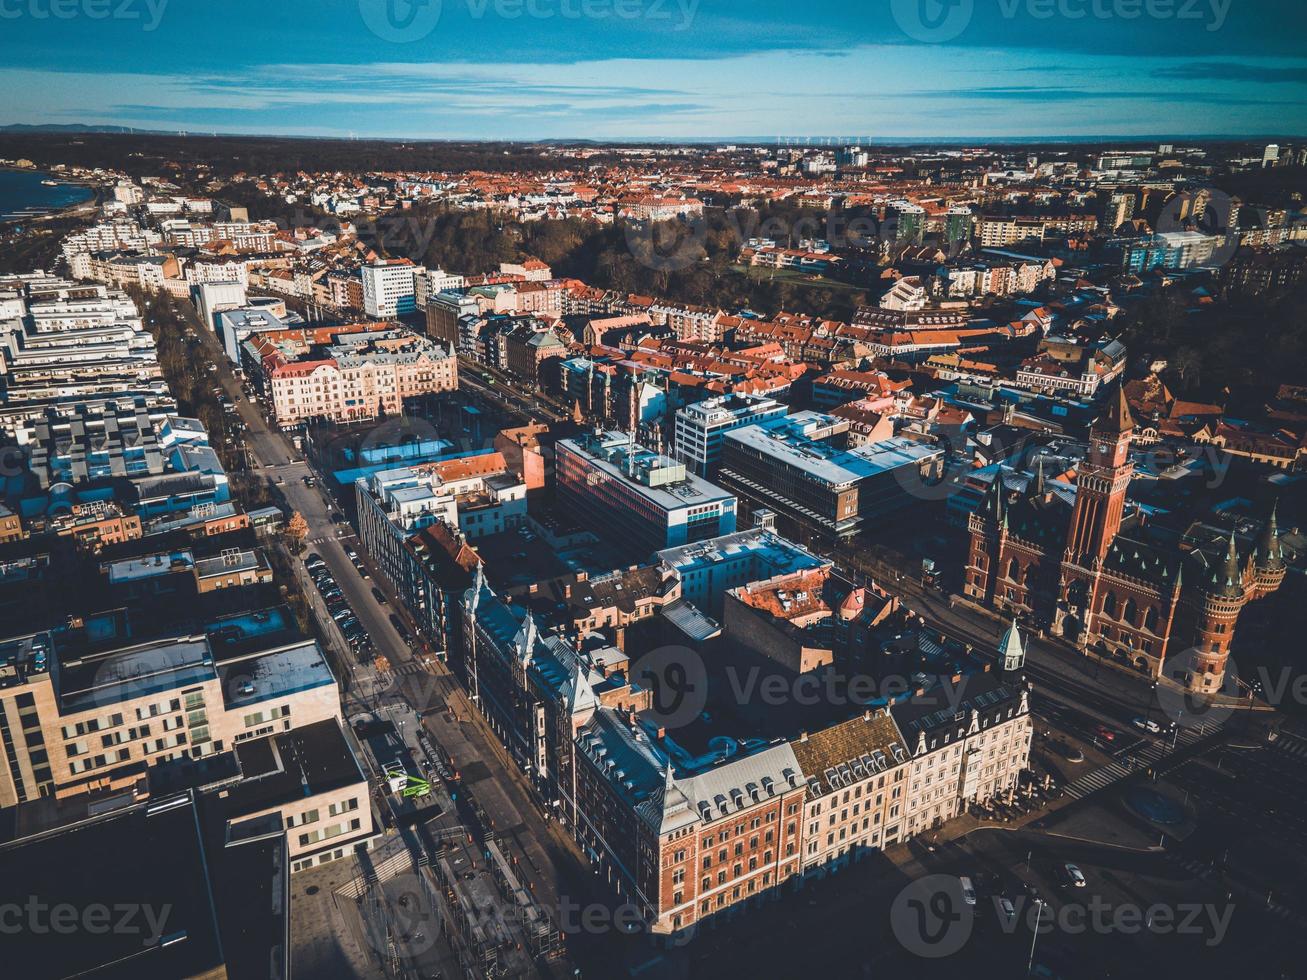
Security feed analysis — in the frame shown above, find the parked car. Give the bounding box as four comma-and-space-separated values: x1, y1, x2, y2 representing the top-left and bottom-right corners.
389, 613, 412, 641
1051, 739, 1085, 763
371, 587, 388, 605
1059, 863, 1086, 889
331, 607, 353, 623
996, 897, 1017, 924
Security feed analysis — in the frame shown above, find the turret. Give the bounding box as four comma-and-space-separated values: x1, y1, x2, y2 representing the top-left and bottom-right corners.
1254, 501, 1287, 598
1189, 532, 1248, 695
1207, 531, 1245, 600
998, 617, 1026, 673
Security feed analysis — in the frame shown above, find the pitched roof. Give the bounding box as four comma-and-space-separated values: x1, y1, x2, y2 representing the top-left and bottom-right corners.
1096, 384, 1134, 435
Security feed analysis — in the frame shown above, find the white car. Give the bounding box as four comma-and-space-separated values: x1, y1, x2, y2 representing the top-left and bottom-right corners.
958, 876, 977, 906
1133, 717, 1162, 734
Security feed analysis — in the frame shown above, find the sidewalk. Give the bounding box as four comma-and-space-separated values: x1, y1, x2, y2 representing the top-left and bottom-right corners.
412, 663, 594, 910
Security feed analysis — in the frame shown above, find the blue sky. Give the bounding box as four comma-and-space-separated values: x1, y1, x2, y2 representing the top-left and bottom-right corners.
0, 0, 1305, 139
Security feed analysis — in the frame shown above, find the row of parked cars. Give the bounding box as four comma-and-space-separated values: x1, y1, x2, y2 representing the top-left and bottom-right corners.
305, 553, 372, 660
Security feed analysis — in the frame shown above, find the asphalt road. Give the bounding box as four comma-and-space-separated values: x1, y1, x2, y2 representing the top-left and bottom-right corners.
191, 316, 592, 976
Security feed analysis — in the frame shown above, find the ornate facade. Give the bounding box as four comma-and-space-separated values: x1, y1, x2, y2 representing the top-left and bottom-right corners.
965, 387, 1285, 692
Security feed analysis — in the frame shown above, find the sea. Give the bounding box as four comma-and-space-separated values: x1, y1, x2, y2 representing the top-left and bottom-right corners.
0, 169, 94, 221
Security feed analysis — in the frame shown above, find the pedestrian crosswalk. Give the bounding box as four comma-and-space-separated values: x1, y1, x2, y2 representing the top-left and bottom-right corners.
389, 661, 430, 678
1168, 854, 1303, 923
1065, 724, 1214, 800
1065, 759, 1140, 799
306, 533, 350, 545
1272, 732, 1307, 760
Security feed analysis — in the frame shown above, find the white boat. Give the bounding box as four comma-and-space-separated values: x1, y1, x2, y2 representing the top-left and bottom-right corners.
40, 179, 59, 186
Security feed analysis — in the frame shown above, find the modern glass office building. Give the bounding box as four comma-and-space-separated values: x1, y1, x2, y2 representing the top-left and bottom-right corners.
556, 430, 737, 560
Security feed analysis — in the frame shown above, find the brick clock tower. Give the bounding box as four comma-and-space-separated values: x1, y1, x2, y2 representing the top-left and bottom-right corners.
966, 382, 1285, 694
1053, 387, 1134, 641
1065, 387, 1133, 565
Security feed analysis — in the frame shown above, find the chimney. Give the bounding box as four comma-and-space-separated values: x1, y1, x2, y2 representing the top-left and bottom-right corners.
799, 731, 808, 742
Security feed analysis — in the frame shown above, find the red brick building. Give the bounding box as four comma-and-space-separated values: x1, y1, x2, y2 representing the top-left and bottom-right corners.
965, 387, 1285, 692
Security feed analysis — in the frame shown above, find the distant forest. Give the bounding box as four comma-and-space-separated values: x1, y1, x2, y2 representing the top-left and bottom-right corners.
1, 132, 569, 178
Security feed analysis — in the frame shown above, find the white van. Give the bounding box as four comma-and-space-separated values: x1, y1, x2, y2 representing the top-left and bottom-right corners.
959, 876, 977, 906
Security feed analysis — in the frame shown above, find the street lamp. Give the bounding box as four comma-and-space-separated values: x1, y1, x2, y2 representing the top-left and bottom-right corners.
1026, 898, 1046, 975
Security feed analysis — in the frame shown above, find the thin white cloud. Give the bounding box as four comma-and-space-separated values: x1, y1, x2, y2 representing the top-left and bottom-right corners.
1, 47, 1303, 138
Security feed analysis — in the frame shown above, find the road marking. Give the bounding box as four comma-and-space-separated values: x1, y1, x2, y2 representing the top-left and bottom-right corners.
1065, 726, 1215, 799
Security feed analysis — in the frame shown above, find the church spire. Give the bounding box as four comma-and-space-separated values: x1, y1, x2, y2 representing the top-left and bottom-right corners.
983, 468, 1007, 523
1030, 456, 1046, 499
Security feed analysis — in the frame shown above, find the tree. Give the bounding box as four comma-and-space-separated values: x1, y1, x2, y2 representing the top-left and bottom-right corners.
1170, 346, 1203, 389
286, 512, 309, 553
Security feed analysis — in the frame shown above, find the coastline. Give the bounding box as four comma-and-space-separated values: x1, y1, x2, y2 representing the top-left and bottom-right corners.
0, 166, 99, 225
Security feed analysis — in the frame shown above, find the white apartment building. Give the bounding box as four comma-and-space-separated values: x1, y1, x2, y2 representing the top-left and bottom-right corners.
895, 673, 1031, 837
185, 258, 249, 287
362, 260, 420, 318
356, 453, 527, 559
194, 279, 249, 333
416, 267, 466, 309
649, 303, 722, 343
61, 221, 161, 263
673, 395, 788, 477
879, 277, 929, 311
266, 333, 457, 427
0, 280, 164, 414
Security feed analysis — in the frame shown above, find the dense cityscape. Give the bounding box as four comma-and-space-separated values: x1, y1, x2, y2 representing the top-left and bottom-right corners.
1, 3, 1307, 979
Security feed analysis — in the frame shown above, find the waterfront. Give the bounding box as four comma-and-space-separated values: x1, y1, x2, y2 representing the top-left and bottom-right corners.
0, 169, 94, 221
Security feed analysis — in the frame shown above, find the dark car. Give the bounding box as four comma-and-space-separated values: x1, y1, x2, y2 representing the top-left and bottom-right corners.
371, 587, 388, 605
1051, 739, 1085, 763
